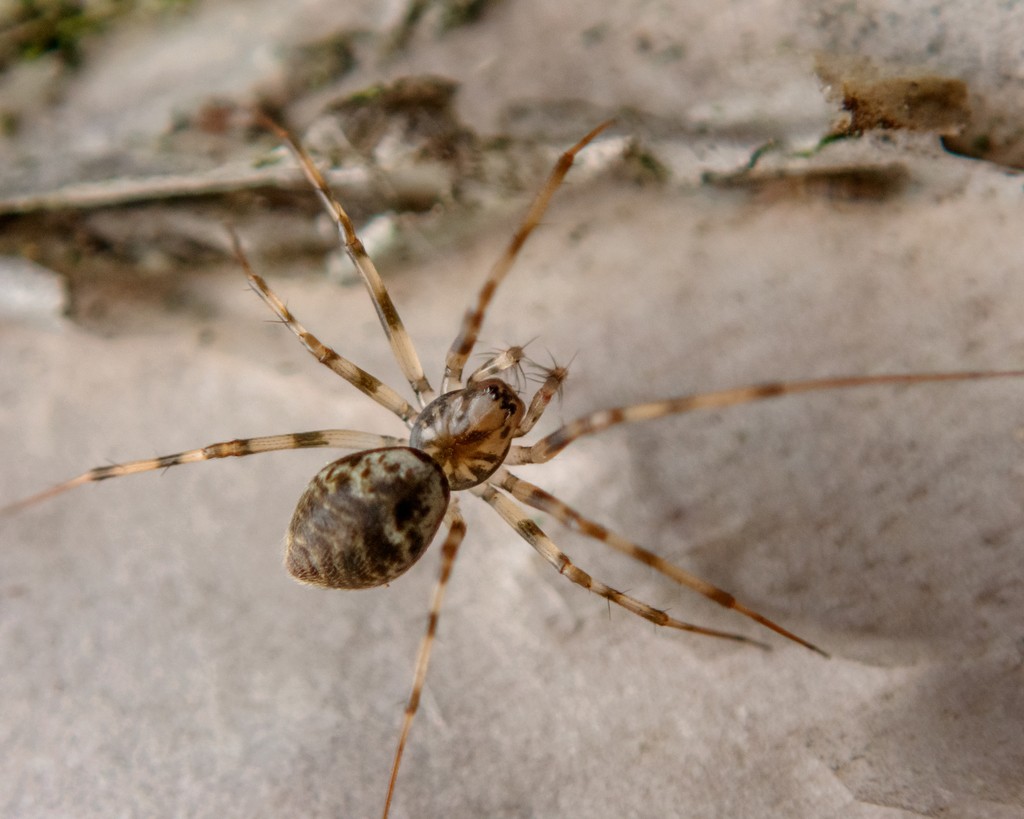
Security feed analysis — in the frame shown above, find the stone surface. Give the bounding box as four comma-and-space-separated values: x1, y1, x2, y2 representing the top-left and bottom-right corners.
2, 2, 1024, 818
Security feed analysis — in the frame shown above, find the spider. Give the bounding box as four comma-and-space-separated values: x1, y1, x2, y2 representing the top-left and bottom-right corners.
5, 116, 1024, 818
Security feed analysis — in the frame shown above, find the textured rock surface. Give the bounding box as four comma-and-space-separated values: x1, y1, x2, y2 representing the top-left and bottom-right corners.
2, 2, 1024, 817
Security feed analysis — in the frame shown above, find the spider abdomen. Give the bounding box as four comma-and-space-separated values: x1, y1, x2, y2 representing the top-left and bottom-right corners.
286, 447, 449, 589
409, 379, 525, 491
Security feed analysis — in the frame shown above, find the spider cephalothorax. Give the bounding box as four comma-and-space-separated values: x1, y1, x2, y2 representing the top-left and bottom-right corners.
409, 378, 525, 489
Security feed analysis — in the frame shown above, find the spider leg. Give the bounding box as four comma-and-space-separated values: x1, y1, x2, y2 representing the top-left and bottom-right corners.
383, 501, 467, 819
231, 234, 418, 424
257, 115, 435, 407
508, 369, 1024, 465
2, 430, 402, 515
441, 121, 615, 393
493, 468, 826, 655
473, 484, 770, 647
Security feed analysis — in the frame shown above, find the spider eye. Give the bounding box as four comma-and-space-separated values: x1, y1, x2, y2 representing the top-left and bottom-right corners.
286, 447, 450, 589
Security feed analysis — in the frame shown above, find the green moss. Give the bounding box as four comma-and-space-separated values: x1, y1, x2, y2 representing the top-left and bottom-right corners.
2, 0, 195, 69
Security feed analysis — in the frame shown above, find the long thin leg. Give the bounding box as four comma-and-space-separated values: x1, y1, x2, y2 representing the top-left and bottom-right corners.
508, 369, 1024, 465
2, 430, 402, 515
493, 469, 826, 655
231, 234, 418, 424
383, 502, 467, 819
441, 121, 615, 393
256, 115, 435, 407
473, 485, 770, 647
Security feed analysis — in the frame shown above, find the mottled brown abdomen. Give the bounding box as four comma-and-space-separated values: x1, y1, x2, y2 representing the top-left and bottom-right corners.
286, 447, 450, 589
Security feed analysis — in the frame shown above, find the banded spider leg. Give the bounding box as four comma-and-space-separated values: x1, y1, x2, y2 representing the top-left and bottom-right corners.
6, 117, 1024, 819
